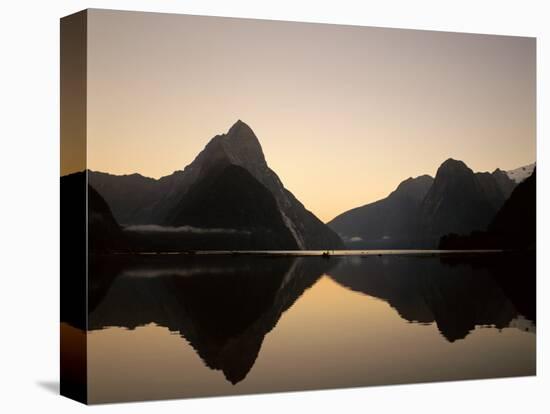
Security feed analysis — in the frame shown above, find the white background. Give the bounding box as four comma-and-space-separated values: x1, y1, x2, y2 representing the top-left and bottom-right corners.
0, 0, 548, 412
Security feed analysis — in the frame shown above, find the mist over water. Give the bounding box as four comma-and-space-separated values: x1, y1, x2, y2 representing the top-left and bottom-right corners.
124, 224, 251, 234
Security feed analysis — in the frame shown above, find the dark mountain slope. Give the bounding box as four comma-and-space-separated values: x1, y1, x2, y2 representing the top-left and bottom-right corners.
168, 164, 298, 249
420, 159, 493, 238
489, 168, 536, 242
418, 159, 512, 246
328, 175, 433, 248
440, 169, 536, 249
492, 168, 516, 199
88, 184, 127, 253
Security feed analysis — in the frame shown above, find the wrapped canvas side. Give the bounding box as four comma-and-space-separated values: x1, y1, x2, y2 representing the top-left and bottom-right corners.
60, 10, 88, 404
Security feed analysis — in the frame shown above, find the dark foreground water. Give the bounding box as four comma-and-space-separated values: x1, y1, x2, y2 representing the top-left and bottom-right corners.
83, 251, 535, 403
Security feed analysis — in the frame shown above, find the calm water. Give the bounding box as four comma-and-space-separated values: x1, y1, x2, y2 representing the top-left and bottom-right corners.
84, 252, 536, 403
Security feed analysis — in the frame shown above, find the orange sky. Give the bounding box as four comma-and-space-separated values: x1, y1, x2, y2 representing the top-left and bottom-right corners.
86, 9, 536, 222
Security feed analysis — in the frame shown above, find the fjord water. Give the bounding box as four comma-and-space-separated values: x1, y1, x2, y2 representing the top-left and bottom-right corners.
86, 252, 535, 403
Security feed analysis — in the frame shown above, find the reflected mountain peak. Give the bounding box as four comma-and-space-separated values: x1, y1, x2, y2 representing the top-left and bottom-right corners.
328, 253, 535, 343
88, 255, 337, 384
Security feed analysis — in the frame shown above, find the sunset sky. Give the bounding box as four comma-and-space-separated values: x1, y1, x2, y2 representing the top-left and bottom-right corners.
86, 9, 536, 222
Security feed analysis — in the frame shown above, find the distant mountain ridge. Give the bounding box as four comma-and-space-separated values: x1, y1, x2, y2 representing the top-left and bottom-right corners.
88, 170, 187, 225
329, 158, 522, 248
86, 120, 532, 251
89, 120, 343, 250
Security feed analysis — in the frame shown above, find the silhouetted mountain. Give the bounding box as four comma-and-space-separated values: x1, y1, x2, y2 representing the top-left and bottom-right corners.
328, 175, 433, 248
90, 120, 342, 250
419, 159, 514, 246
61, 171, 126, 255
88, 255, 334, 384
490, 168, 535, 241
162, 120, 342, 249
328, 158, 517, 249
440, 169, 536, 250
166, 164, 298, 249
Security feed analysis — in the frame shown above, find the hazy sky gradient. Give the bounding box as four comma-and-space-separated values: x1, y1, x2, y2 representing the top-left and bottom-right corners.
87, 9, 535, 222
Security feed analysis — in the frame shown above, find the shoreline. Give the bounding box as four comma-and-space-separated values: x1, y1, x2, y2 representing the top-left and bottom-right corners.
103, 249, 508, 258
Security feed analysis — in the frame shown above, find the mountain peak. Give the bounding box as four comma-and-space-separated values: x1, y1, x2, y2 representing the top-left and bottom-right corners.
212, 120, 267, 169
227, 119, 255, 137
439, 158, 469, 169
436, 158, 473, 178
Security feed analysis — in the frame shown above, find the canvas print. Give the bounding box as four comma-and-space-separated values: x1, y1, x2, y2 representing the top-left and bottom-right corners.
60, 9, 536, 404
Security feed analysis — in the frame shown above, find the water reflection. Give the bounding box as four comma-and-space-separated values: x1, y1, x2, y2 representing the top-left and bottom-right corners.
328, 253, 536, 342
89, 255, 334, 384
84, 252, 535, 402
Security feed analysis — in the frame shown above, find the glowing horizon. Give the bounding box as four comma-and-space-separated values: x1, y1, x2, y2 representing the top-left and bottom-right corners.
84, 10, 536, 222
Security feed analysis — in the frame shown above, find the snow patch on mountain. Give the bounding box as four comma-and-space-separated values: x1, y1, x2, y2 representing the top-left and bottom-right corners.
506, 163, 535, 183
